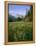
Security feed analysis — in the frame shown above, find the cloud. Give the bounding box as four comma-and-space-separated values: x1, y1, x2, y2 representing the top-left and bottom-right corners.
9, 11, 14, 16
9, 5, 30, 17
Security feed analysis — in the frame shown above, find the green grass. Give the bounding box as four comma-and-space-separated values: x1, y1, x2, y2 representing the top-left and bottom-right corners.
8, 22, 33, 42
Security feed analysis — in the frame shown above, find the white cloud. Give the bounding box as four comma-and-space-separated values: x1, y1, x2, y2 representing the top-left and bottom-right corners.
9, 11, 14, 15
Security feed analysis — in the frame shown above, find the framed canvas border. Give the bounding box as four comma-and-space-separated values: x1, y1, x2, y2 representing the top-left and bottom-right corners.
4, 1, 35, 45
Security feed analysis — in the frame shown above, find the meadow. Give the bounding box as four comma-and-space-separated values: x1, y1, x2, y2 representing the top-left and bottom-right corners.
8, 22, 33, 42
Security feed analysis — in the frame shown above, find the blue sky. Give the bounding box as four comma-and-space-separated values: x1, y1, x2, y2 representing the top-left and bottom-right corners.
8, 5, 31, 17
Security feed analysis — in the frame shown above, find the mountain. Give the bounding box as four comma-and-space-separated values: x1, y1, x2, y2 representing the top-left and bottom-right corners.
8, 14, 16, 22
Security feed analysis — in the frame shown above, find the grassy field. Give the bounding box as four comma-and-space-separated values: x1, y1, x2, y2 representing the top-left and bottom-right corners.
8, 22, 33, 42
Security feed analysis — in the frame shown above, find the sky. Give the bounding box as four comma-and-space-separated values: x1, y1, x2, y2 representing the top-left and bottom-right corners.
8, 4, 31, 17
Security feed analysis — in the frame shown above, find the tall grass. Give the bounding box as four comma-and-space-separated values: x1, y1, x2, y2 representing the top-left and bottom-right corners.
8, 22, 33, 42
